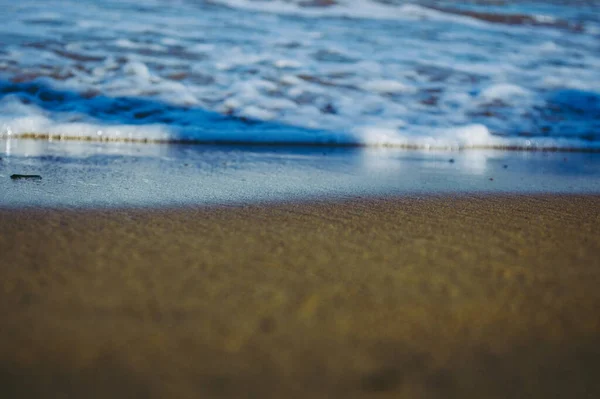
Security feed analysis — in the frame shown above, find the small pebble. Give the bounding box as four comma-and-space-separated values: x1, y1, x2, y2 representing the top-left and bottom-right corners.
10, 174, 42, 180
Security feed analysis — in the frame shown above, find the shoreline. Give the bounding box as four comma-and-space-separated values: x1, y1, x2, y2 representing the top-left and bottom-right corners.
3, 134, 600, 152
3, 139, 600, 208
1, 194, 599, 397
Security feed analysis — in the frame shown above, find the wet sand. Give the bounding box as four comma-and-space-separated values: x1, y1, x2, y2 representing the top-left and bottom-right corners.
1, 195, 599, 398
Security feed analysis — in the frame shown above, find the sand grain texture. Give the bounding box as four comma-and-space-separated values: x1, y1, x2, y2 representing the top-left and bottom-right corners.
0, 195, 599, 398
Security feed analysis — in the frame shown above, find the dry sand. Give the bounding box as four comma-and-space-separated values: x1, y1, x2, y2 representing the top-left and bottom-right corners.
0, 195, 599, 398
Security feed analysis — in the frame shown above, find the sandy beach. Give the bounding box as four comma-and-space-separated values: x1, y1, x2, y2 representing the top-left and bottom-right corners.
1, 194, 599, 398
2, 0, 599, 396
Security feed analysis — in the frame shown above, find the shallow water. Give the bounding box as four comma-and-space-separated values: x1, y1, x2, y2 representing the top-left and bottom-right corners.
1, 0, 599, 149
1, 139, 599, 207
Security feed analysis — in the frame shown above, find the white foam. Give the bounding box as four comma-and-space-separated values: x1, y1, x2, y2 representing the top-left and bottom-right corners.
123, 62, 152, 80
538, 41, 559, 53
239, 106, 277, 120
353, 123, 500, 149
479, 84, 532, 102
0, 96, 170, 141
211, 0, 477, 23
274, 59, 302, 69
115, 39, 138, 49
0, 0, 598, 150
361, 80, 416, 95
0, 115, 171, 142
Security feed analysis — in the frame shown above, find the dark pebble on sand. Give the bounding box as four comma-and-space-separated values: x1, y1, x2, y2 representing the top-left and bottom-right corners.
10, 174, 42, 180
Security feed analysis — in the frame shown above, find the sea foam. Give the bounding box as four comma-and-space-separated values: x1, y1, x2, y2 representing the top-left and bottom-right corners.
0, 0, 599, 149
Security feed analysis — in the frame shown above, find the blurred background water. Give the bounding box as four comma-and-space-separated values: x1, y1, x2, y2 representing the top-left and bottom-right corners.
1, 0, 599, 149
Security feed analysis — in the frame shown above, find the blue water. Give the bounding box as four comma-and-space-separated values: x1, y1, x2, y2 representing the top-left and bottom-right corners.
1, 139, 600, 208
1, 0, 599, 149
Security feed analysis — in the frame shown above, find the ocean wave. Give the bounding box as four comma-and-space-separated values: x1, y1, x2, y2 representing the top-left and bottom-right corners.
1, 79, 599, 150
0, 0, 598, 150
